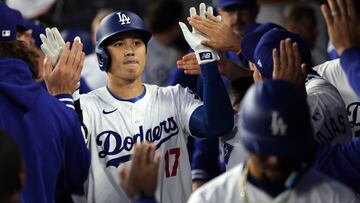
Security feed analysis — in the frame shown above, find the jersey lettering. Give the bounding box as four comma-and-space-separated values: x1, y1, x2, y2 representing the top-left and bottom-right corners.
165, 148, 181, 177
271, 111, 287, 136
315, 115, 346, 144
117, 12, 131, 25
96, 116, 179, 167
347, 102, 360, 136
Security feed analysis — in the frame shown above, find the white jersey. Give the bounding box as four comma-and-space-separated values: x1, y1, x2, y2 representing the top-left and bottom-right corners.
220, 113, 249, 170
305, 75, 352, 144
81, 84, 202, 203
313, 59, 360, 137
188, 164, 359, 203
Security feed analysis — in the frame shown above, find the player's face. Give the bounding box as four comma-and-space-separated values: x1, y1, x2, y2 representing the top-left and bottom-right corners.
106, 33, 146, 82
219, 6, 256, 36
248, 62, 264, 83
248, 154, 302, 183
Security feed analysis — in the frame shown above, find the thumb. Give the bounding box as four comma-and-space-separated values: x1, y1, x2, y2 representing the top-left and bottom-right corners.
43, 56, 52, 79
178, 22, 191, 37
201, 39, 214, 49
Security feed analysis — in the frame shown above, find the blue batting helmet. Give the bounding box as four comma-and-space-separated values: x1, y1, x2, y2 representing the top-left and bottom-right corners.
95, 11, 152, 71
239, 80, 315, 158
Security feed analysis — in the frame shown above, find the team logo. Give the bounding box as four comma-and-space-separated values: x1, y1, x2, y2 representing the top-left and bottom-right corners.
347, 102, 360, 136
199, 52, 213, 61
271, 111, 287, 136
117, 12, 131, 25
96, 117, 179, 167
102, 108, 117, 114
1, 30, 11, 37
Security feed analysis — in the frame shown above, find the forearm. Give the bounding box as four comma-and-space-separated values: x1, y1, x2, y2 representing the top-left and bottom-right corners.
189, 61, 234, 138
340, 47, 360, 98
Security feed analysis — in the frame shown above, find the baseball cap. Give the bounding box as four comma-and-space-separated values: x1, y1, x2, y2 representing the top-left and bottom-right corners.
253, 29, 312, 79
8, 8, 30, 32
240, 22, 284, 64
0, 3, 16, 41
218, 0, 257, 9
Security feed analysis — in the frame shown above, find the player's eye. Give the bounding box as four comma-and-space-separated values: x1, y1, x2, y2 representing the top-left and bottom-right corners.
113, 41, 123, 47
134, 39, 143, 46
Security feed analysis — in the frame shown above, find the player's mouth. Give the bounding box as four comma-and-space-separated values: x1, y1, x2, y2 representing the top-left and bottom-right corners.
123, 60, 139, 65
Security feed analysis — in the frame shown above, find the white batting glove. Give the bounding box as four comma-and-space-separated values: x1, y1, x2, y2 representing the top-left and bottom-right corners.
179, 3, 220, 65
40, 27, 66, 67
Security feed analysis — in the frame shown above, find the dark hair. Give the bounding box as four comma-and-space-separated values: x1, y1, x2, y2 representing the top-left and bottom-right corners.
147, 0, 184, 33
0, 41, 40, 80
0, 129, 23, 199
284, 4, 316, 25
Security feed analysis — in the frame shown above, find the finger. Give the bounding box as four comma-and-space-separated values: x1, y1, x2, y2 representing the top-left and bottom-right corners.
152, 152, 161, 171
52, 27, 66, 47
178, 22, 193, 43
43, 56, 52, 79
190, 7, 197, 33
207, 6, 214, 17
67, 37, 81, 66
182, 52, 197, 61
148, 143, 156, 163
56, 42, 71, 68
301, 63, 307, 79
201, 40, 215, 49
279, 40, 287, 72
321, 4, 334, 26
293, 42, 301, 74
286, 38, 296, 80
327, 0, 340, 17
141, 142, 151, 166
40, 33, 50, 45
184, 69, 201, 75
346, 0, 357, 22
73, 37, 84, 68
272, 48, 280, 79
199, 3, 206, 19
205, 11, 221, 22
336, 0, 347, 19
45, 28, 57, 50
132, 143, 143, 167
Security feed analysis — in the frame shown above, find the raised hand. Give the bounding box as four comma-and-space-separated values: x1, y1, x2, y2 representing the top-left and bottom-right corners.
43, 37, 85, 95
321, 0, 360, 55
178, 3, 220, 65
272, 39, 306, 85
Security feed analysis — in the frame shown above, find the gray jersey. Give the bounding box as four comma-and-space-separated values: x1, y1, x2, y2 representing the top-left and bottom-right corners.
313, 59, 360, 136
81, 84, 202, 203
188, 164, 359, 203
305, 74, 352, 144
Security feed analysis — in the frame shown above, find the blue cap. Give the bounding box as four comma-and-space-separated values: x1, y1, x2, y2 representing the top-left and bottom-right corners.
240, 22, 284, 64
0, 3, 16, 41
9, 8, 30, 31
253, 29, 312, 79
219, 0, 257, 9
25, 20, 45, 48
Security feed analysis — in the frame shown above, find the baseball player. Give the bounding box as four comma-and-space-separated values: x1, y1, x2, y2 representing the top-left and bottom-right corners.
43, 7, 234, 203
188, 80, 358, 203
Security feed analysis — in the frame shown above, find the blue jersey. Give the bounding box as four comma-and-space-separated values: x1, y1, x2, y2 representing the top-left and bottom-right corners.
0, 58, 90, 203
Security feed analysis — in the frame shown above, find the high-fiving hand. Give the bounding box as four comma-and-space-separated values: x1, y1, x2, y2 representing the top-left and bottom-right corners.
40, 28, 66, 67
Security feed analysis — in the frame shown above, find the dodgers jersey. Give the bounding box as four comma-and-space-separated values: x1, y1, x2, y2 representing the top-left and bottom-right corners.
305, 74, 352, 144
80, 84, 202, 203
313, 59, 360, 137
188, 164, 359, 203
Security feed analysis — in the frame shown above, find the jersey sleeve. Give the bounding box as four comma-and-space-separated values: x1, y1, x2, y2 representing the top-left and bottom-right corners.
313, 59, 359, 101
174, 84, 203, 136
340, 47, 360, 98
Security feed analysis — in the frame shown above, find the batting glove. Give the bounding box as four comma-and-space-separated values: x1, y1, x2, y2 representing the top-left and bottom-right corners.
179, 3, 220, 65
40, 27, 66, 67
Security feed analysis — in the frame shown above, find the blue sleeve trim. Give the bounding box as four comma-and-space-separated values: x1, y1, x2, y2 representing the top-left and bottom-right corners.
189, 61, 234, 138
55, 94, 73, 100
340, 47, 360, 98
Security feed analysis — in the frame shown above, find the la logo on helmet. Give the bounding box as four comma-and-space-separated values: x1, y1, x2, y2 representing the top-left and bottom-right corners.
117, 12, 131, 25
271, 111, 287, 136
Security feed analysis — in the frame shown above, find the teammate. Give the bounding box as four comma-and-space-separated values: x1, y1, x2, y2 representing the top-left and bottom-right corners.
0, 2, 90, 202
44, 8, 234, 203
188, 79, 358, 203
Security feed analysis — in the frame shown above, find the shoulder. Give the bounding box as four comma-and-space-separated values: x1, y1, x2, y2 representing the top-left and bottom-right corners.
189, 164, 242, 201
305, 75, 340, 96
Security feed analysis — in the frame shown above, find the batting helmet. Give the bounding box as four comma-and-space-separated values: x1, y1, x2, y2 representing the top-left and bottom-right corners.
238, 80, 315, 158
95, 11, 152, 71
